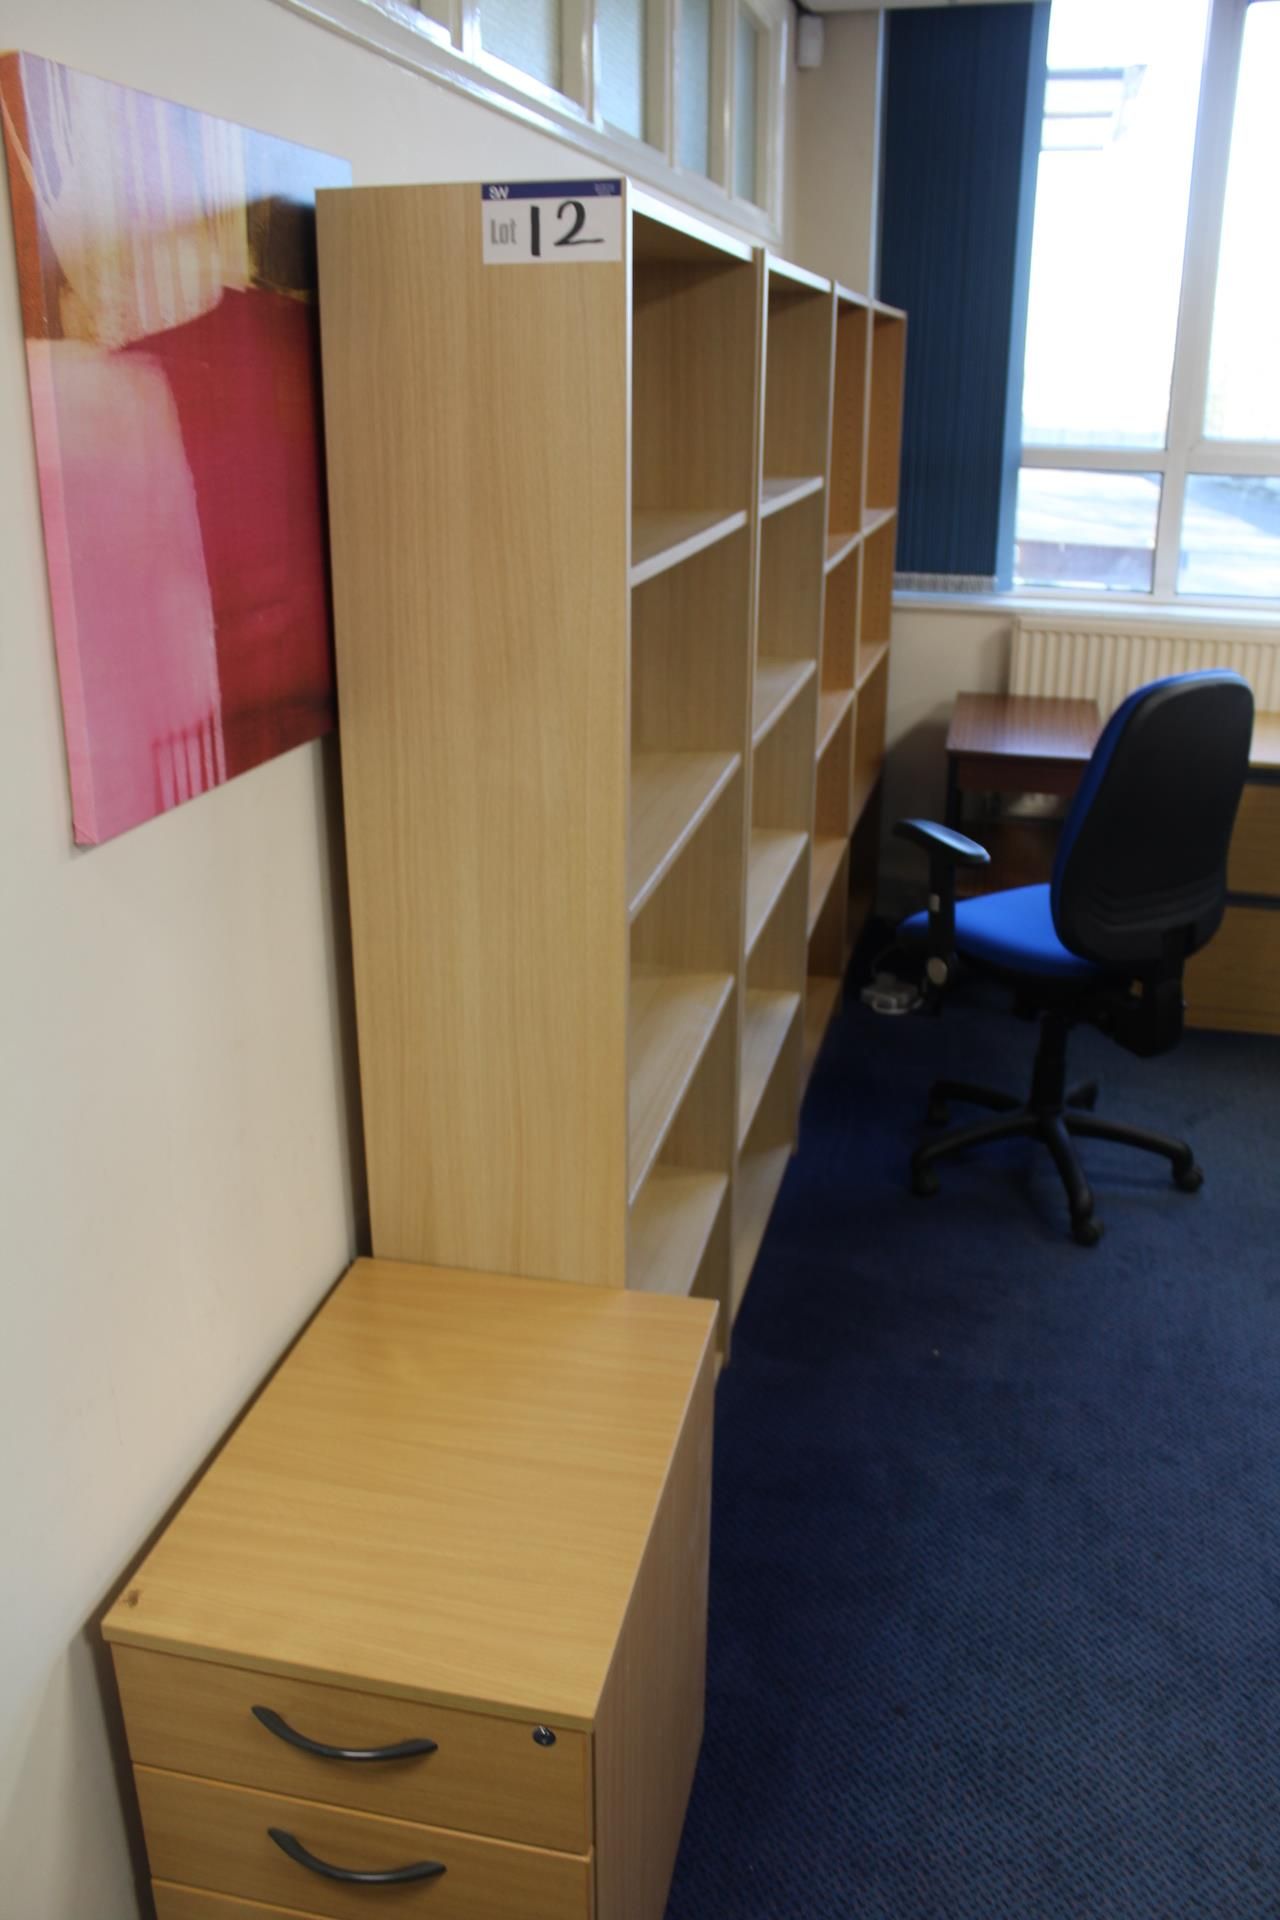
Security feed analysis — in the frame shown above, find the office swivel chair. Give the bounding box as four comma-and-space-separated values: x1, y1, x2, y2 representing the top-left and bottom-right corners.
893, 671, 1254, 1245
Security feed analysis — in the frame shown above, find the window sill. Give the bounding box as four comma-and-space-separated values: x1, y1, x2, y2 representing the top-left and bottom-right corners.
892, 588, 1280, 627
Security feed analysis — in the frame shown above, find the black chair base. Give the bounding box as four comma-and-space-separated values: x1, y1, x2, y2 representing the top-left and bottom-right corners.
909, 1012, 1203, 1246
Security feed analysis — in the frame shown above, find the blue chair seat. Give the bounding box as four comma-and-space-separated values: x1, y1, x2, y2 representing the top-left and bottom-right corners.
900, 883, 1104, 982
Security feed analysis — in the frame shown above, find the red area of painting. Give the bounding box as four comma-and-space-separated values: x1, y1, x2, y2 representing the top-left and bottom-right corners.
124, 287, 336, 779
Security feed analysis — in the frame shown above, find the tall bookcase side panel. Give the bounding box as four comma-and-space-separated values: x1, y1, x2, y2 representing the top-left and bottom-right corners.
317, 183, 631, 1288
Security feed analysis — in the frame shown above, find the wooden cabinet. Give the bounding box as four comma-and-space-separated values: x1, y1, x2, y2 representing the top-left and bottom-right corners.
104, 1262, 716, 1920
315, 182, 905, 1339
805, 291, 904, 1092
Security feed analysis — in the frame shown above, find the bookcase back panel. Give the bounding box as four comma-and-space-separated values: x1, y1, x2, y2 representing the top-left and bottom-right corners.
829, 303, 870, 537
632, 259, 758, 514
867, 313, 907, 511
822, 547, 859, 693
753, 680, 818, 835
632, 531, 752, 755
631, 777, 745, 978
763, 288, 833, 479
758, 496, 826, 666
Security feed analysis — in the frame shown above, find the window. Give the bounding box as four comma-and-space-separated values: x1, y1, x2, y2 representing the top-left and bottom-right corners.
597, 0, 649, 141
289, 0, 788, 233
478, 0, 563, 94
677, 0, 714, 175
733, 6, 762, 205
1014, 0, 1280, 603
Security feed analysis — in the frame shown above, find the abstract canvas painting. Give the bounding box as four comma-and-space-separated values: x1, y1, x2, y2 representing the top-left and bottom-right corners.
0, 53, 350, 844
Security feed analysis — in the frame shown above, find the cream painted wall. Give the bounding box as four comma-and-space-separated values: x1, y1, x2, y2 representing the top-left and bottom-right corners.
790, 10, 883, 291
788, 12, 1019, 914
880, 606, 1016, 911
0, 3, 776, 1916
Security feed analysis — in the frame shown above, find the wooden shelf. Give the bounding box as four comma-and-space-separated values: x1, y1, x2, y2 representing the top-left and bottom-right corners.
753, 658, 816, 746
738, 988, 801, 1148
862, 506, 897, 541
629, 971, 733, 1204
628, 1167, 729, 1297
816, 689, 855, 758
631, 508, 749, 587
825, 531, 860, 574
766, 254, 831, 295
802, 975, 842, 1088
856, 637, 891, 692
632, 186, 754, 264
629, 751, 740, 917
808, 836, 846, 935
746, 829, 808, 956
732, 1144, 791, 1311
761, 474, 824, 519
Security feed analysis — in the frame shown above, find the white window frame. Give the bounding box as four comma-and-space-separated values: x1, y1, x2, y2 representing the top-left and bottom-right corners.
267, 0, 789, 240
1018, 0, 1280, 613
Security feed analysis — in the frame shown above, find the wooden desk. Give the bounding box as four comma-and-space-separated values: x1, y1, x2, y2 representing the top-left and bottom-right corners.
943, 693, 1101, 894
945, 693, 1101, 814
1186, 714, 1280, 1034
104, 1260, 717, 1920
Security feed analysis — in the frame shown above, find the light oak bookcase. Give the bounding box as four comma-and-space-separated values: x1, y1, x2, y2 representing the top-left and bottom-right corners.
316, 182, 905, 1342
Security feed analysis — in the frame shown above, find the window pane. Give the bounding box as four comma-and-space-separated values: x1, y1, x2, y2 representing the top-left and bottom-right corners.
1021, 0, 1209, 451
413, 0, 450, 26
480, 0, 562, 93
678, 0, 712, 175
733, 8, 760, 204
597, 0, 647, 140
1014, 468, 1161, 591
1204, 2, 1280, 442
1178, 476, 1280, 598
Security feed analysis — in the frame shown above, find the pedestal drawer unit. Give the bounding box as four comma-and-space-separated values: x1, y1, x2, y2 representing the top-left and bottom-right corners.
1186, 719, 1280, 1034
104, 1260, 717, 1920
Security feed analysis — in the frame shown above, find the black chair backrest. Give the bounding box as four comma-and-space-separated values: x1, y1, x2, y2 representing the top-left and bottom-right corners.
1051, 671, 1254, 971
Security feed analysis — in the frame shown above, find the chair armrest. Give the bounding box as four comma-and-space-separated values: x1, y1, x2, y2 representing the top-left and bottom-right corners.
892, 818, 990, 1008
893, 818, 991, 867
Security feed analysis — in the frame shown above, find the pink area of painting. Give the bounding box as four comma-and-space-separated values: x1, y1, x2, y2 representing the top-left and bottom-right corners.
27, 339, 224, 844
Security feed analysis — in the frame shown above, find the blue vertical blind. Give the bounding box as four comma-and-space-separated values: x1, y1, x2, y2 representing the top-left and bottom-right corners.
880, 4, 1048, 587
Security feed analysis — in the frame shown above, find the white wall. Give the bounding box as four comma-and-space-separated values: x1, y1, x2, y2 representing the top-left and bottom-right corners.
0, 4, 768, 1915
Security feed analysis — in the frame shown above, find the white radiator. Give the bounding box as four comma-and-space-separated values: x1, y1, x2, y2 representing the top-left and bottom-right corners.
1010, 616, 1280, 719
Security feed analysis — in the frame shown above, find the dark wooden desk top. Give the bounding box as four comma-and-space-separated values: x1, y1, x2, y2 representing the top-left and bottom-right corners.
947, 693, 1101, 763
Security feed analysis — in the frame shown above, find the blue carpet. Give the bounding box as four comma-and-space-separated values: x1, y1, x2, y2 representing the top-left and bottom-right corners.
666, 972, 1280, 1919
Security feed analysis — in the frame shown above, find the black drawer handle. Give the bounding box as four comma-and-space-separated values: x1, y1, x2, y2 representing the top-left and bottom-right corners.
252, 1705, 437, 1763
268, 1827, 447, 1885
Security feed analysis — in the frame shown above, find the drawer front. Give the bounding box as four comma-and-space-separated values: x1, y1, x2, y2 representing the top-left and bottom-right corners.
1185, 904, 1280, 1035
1228, 782, 1280, 898
137, 1767, 592, 1920
154, 1886, 332, 1920
115, 1647, 589, 1854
